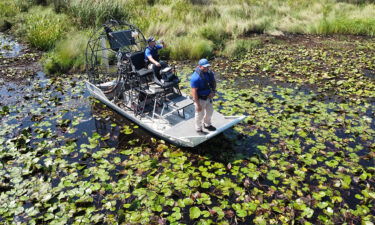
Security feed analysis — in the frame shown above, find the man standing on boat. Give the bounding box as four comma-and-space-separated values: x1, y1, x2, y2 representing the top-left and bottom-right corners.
145, 36, 167, 78
191, 58, 217, 134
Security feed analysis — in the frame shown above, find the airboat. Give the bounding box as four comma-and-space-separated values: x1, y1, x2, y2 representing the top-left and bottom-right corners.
85, 20, 245, 147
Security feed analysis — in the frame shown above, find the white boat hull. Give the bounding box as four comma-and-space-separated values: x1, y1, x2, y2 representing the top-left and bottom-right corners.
86, 81, 246, 147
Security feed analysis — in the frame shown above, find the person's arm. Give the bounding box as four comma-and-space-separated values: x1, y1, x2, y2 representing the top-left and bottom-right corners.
145, 48, 161, 67
159, 40, 166, 48
147, 55, 161, 67
191, 87, 202, 112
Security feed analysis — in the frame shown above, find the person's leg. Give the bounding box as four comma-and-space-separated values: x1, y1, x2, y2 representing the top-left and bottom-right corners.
152, 64, 162, 80
195, 99, 206, 131
203, 99, 214, 126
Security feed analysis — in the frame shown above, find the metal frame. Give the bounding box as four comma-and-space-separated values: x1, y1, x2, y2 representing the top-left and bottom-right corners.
85, 20, 183, 120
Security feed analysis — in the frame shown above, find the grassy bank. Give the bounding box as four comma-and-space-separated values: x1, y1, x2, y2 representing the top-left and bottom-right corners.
0, 0, 374, 73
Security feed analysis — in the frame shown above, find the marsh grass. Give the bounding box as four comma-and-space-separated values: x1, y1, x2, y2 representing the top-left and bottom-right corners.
68, 0, 130, 27
222, 38, 263, 57
21, 7, 70, 50
49, 0, 69, 13
4, 0, 375, 73
169, 36, 214, 60
198, 24, 229, 49
13, 0, 54, 12
0, 0, 18, 31
0, 1, 18, 18
43, 31, 89, 74
134, 6, 170, 33
188, 38, 214, 59
8, 0, 375, 39
316, 17, 375, 36
14, 0, 34, 12
311, 3, 375, 36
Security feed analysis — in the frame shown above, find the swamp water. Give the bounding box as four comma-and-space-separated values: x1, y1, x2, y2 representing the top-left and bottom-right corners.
0, 34, 22, 58
1, 35, 374, 224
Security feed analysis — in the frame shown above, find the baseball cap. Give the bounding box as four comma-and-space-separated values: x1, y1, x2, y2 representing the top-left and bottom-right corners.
198, 58, 210, 67
147, 36, 156, 43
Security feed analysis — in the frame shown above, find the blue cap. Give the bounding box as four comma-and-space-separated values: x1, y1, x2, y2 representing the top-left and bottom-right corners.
198, 58, 210, 67
147, 36, 155, 43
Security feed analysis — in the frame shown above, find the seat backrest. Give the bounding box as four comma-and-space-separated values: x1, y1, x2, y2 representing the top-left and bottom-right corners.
130, 51, 146, 71
108, 30, 135, 51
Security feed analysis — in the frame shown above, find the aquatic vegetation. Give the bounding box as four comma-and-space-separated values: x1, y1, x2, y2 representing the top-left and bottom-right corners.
1, 34, 374, 224
221, 35, 375, 101
0, 35, 40, 81
0, 34, 23, 58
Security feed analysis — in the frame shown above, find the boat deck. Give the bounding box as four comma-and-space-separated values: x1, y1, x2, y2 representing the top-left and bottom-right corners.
164, 111, 234, 138
86, 81, 245, 147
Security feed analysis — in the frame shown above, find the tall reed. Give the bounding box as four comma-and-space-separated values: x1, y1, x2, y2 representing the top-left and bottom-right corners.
23, 7, 70, 50
6, 0, 375, 73
169, 36, 214, 60
43, 31, 89, 74
222, 39, 263, 57
311, 3, 375, 36
0, 0, 18, 30
0, 0, 18, 17
67, 0, 130, 27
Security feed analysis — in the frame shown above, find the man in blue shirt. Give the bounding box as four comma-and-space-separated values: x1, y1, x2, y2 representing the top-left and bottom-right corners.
145, 36, 167, 79
190, 58, 217, 134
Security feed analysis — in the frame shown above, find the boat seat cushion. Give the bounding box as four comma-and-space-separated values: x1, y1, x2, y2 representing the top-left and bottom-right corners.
137, 68, 153, 77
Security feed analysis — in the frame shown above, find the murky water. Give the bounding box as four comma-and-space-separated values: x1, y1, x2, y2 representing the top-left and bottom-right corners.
1, 34, 374, 224
0, 33, 372, 160
0, 33, 22, 58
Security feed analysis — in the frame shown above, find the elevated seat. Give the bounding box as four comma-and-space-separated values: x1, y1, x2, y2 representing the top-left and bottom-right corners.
129, 51, 154, 80
128, 51, 158, 116
128, 52, 182, 118
136, 68, 154, 77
